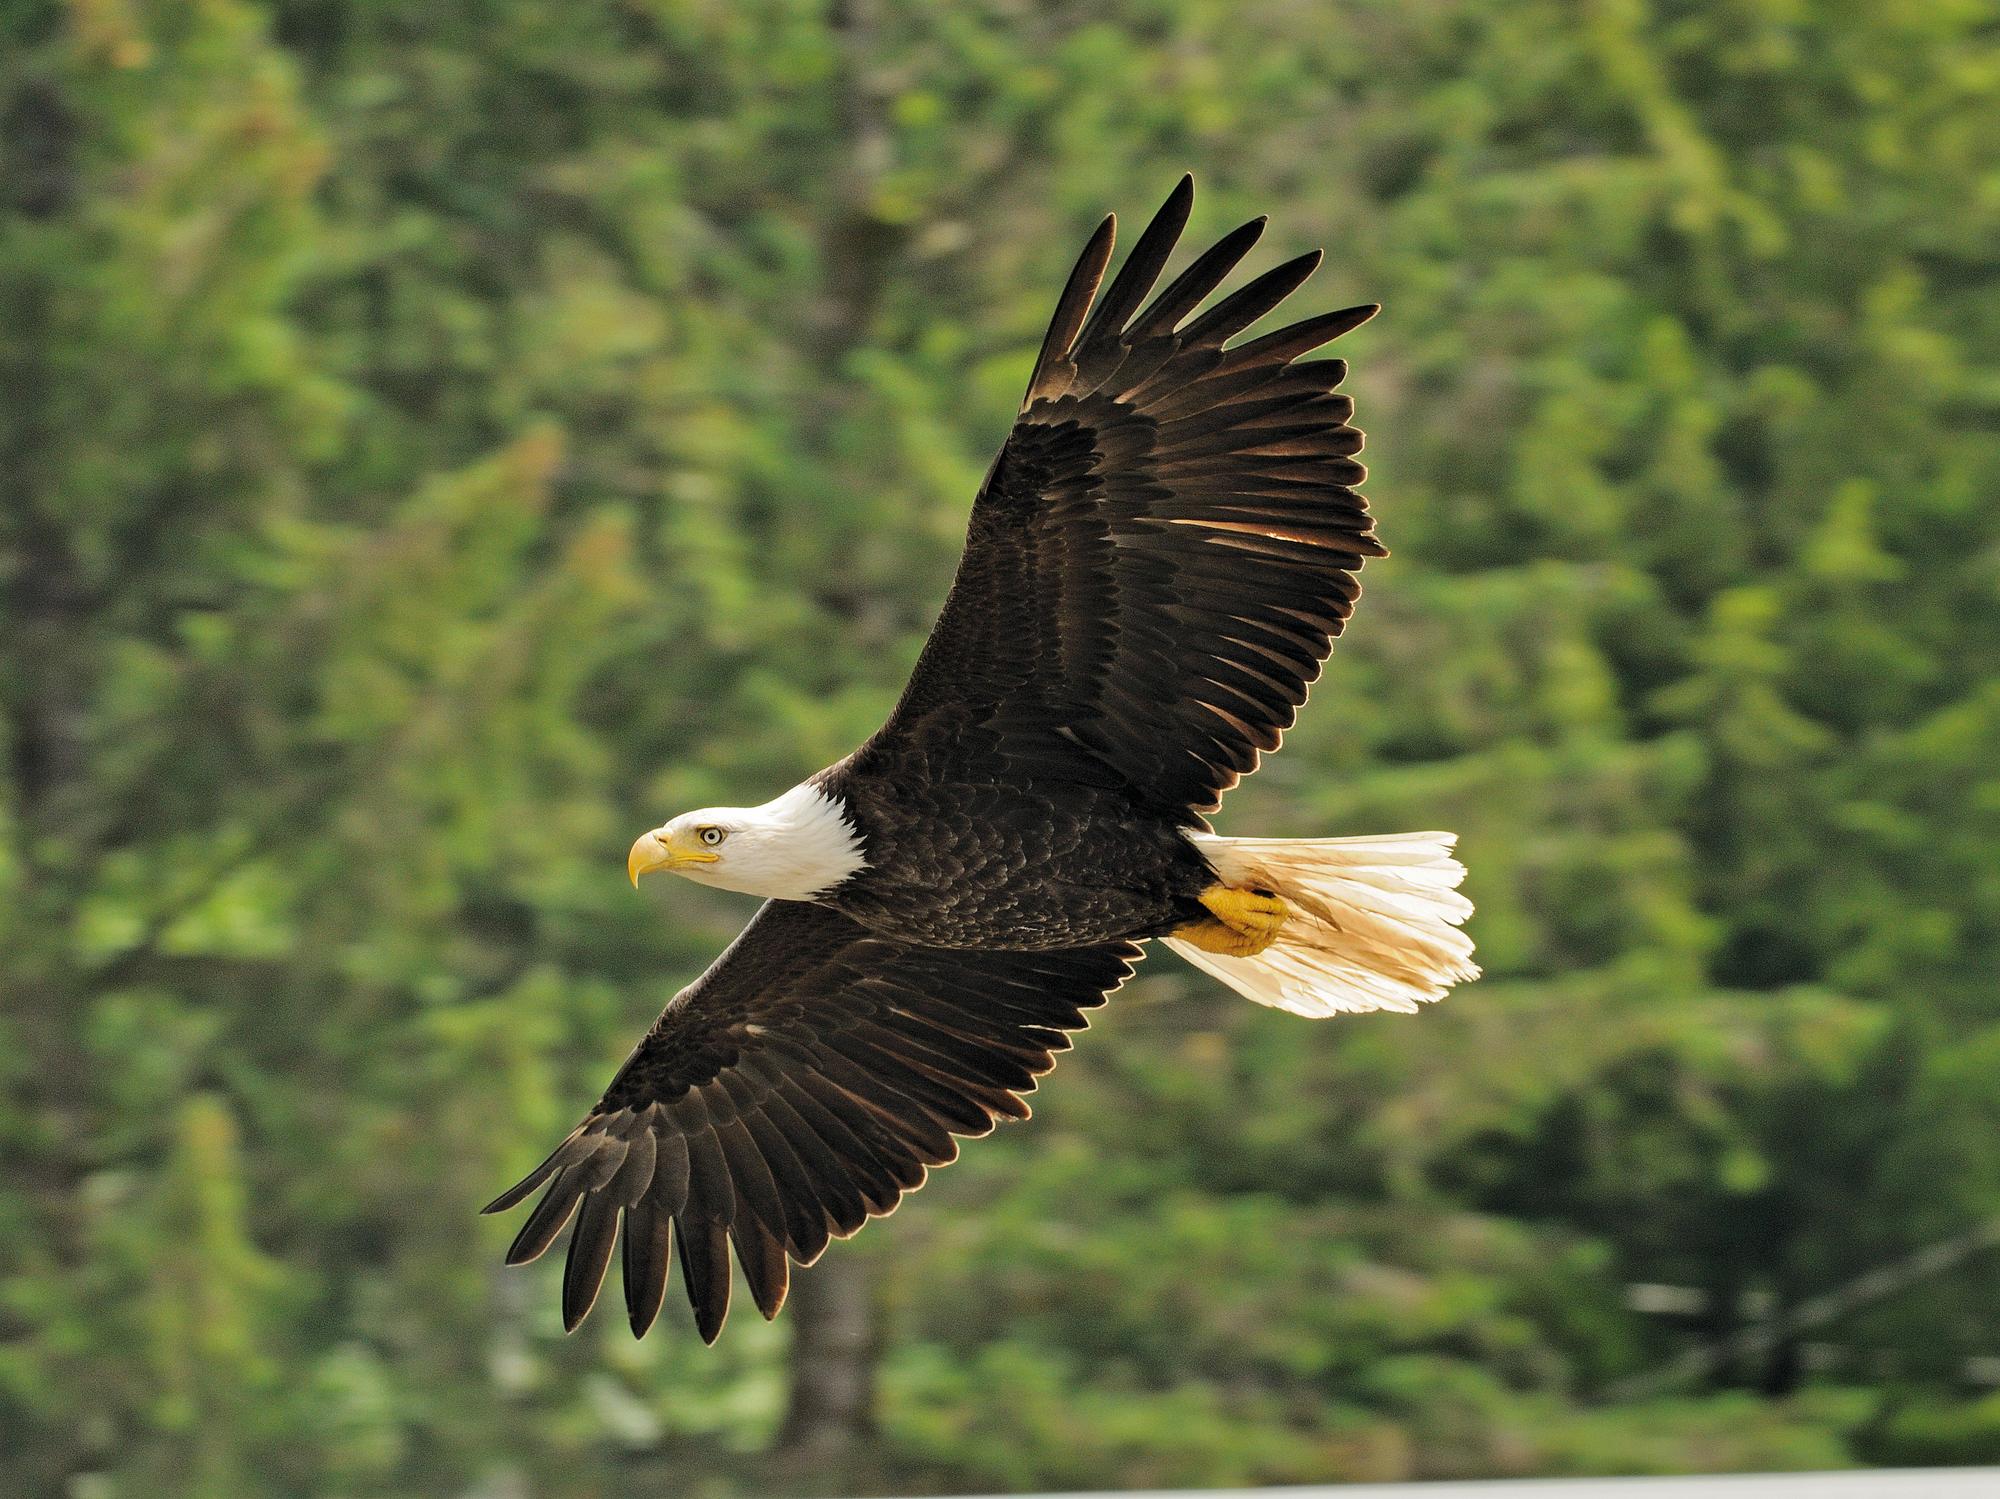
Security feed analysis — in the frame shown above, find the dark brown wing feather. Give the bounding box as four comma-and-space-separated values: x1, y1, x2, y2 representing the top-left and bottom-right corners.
484, 899, 1138, 1340
866, 175, 1383, 819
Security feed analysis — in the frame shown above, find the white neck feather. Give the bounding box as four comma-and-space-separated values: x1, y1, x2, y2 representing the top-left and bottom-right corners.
670, 781, 867, 901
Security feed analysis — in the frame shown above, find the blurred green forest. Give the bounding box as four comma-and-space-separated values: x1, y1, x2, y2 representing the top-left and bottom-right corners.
5, 0, 2000, 1495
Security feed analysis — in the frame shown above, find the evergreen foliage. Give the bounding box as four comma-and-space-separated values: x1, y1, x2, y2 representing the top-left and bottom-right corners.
4, 1, 1998, 1493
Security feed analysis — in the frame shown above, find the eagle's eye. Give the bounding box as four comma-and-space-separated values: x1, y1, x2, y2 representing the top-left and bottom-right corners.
698, 826, 726, 847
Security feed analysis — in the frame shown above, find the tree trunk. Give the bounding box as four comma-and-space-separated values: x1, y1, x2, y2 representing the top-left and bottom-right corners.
774, 1254, 880, 1473
764, 8, 899, 1485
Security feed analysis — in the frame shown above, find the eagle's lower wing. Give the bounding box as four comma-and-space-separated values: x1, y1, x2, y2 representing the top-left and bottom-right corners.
483, 899, 1139, 1341
865, 176, 1383, 820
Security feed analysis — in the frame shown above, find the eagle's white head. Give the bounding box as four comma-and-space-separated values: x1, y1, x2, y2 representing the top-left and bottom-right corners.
627, 781, 867, 901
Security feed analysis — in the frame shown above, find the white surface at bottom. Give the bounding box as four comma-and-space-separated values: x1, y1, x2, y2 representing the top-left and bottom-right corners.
951, 1470, 2000, 1499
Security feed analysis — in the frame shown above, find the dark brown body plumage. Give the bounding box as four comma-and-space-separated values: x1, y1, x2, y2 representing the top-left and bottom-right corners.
817, 766, 1215, 949
486, 177, 1388, 1344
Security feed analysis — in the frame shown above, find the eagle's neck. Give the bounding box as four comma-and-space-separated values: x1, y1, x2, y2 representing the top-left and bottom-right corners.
709, 781, 868, 901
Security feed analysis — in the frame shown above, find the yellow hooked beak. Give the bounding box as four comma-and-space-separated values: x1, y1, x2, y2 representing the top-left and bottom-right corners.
627, 829, 720, 886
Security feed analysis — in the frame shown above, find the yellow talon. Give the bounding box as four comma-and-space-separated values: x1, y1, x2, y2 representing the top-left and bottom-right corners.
1173, 884, 1289, 957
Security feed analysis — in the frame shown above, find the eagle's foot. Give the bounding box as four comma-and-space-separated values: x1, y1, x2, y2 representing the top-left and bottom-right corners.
1174, 885, 1289, 957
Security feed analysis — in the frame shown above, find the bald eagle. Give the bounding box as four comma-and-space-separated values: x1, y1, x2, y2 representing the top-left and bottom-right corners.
485, 178, 1478, 1342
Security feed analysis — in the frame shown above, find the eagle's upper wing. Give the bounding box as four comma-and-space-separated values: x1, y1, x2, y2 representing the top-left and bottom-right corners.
863, 176, 1383, 820
483, 899, 1138, 1341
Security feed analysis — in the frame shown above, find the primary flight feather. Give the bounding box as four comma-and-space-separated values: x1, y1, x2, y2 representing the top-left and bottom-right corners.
485, 176, 1478, 1342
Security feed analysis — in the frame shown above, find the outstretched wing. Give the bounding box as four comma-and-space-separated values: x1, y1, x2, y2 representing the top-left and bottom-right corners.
484, 900, 1139, 1341
865, 175, 1383, 821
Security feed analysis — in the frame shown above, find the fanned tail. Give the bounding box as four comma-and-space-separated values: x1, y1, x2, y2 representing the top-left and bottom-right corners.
1165, 831, 1478, 1017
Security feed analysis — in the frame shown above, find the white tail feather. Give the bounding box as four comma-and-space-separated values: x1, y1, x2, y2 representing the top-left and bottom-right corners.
1164, 831, 1479, 1017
